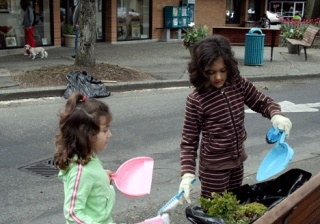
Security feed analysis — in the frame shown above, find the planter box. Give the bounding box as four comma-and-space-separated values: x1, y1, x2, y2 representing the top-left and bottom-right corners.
212, 26, 280, 47
255, 171, 320, 223
212, 26, 280, 61
313, 35, 320, 48
286, 42, 302, 54
185, 169, 314, 224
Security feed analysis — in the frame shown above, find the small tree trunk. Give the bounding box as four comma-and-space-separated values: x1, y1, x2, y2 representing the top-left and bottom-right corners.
75, 0, 96, 66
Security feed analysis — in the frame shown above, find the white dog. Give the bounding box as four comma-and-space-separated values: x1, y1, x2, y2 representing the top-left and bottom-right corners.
24, 44, 48, 60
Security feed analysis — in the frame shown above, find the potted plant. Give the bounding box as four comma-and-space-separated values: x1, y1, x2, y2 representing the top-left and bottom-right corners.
62, 23, 76, 48
182, 23, 208, 55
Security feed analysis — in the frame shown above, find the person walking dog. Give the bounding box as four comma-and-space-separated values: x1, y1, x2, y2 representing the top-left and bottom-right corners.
20, 0, 36, 56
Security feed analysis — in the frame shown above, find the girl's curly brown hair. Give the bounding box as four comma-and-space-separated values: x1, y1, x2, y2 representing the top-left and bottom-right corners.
188, 35, 240, 94
53, 92, 112, 170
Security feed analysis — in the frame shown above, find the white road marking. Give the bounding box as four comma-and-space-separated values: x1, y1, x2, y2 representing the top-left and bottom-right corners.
245, 100, 320, 113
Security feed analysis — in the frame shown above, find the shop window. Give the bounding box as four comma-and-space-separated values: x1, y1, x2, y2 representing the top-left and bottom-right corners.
247, 0, 263, 22
117, 0, 150, 41
226, 0, 241, 24
269, 1, 282, 14
0, 0, 51, 49
268, 1, 305, 19
247, 0, 255, 21
60, 0, 104, 43
96, 0, 103, 40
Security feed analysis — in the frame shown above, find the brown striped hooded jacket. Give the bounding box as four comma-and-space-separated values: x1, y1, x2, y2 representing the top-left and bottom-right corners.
180, 76, 282, 176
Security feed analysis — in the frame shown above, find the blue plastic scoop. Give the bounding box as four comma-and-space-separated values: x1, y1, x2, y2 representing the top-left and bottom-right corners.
257, 131, 294, 182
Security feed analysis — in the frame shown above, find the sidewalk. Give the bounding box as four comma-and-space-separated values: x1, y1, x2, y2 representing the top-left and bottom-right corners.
0, 40, 320, 100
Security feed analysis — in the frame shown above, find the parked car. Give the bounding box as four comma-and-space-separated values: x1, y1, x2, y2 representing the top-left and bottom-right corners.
266, 10, 282, 24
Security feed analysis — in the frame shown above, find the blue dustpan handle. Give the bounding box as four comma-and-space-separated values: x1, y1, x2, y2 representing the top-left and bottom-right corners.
279, 131, 286, 144
177, 178, 196, 198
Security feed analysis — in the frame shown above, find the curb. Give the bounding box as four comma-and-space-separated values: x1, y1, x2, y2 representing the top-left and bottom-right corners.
0, 80, 191, 101
0, 74, 319, 101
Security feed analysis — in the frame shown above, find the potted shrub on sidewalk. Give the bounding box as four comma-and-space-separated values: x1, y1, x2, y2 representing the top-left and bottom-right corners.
62, 23, 75, 48
182, 23, 208, 56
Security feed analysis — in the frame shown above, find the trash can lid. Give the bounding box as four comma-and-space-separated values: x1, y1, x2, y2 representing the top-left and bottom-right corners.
247, 27, 264, 35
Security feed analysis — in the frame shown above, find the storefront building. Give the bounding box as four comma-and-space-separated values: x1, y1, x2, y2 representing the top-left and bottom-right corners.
0, 0, 53, 49
0, 0, 310, 53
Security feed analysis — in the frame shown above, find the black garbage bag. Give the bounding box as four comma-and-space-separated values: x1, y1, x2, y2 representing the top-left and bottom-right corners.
185, 169, 312, 224
186, 205, 225, 224
64, 71, 111, 99
230, 168, 311, 209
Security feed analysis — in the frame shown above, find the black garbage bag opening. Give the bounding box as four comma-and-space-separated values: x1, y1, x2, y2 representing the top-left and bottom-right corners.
185, 169, 312, 224
64, 71, 111, 99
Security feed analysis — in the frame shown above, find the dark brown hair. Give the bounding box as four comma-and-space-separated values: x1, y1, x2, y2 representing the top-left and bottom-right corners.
54, 92, 112, 170
188, 35, 240, 94
20, 0, 31, 11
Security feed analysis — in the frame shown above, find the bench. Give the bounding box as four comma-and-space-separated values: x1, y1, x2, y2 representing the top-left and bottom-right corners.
212, 26, 280, 61
156, 28, 182, 42
286, 25, 320, 60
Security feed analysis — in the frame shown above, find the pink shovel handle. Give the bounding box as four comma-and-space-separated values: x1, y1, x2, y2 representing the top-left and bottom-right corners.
110, 173, 116, 181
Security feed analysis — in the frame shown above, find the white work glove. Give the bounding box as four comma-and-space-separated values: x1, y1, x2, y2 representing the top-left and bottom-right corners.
271, 114, 292, 138
179, 173, 195, 204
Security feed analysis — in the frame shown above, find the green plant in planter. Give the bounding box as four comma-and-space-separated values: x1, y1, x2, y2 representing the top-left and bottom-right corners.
182, 23, 208, 49
281, 20, 307, 40
199, 190, 267, 224
280, 17, 320, 40
62, 23, 75, 35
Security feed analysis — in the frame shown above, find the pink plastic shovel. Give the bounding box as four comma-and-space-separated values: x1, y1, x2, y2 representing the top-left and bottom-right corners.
110, 157, 154, 197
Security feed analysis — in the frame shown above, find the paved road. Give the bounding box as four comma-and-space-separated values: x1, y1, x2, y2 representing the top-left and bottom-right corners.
1, 79, 320, 224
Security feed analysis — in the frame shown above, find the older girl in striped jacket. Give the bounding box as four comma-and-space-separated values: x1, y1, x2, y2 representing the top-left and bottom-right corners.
178, 35, 292, 201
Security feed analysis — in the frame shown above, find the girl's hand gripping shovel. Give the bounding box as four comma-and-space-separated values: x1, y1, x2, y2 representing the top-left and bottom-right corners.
157, 178, 196, 215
